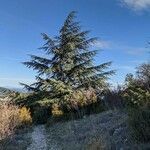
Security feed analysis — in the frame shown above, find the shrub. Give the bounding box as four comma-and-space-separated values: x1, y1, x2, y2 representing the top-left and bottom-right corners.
19, 106, 32, 126
46, 89, 105, 125
32, 106, 50, 124
104, 87, 125, 109
128, 107, 150, 143
69, 89, 97, 108
0, 101, 33, 140
51, 104, 63, 117
123, 86, 150, 107
62, 88, 103, 119
0, 102, 20, 140
123, 64, 150, 143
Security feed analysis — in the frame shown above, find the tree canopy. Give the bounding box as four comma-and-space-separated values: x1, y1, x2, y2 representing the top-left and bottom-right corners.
22, 11, 114, 105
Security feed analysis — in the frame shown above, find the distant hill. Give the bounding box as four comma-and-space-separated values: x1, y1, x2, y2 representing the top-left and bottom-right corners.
0, 87, 11, 93
10, 87, 27, 93
0, 87, 14, 97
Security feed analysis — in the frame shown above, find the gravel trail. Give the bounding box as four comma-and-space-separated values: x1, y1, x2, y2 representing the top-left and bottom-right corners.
27, 125, 47, 150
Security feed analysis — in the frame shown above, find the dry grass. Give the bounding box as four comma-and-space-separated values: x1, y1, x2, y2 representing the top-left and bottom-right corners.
19, 106, 32, 126
0, 100, 32, 141
46, 110, 130, 150
0, 127, 32, 150
0, 101, 20, 140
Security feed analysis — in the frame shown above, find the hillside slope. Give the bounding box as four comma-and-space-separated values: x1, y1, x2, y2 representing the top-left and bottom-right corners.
0, 87, 13, 98
45, 110, 150, 150
0, 87, 11, 94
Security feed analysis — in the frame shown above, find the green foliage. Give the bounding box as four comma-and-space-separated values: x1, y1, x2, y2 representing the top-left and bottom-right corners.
13, 92, 52, 107
13, 12, 114, 124
123, 63, 150, 143
123, 86, 150, 107
123, 63, 150, 108
12, 92, 52, 124
22, 11, 114, 108
128, 107, 150, 142
66, 89, 100, 111
104, 86, 125, 109
32, 106, 50, 124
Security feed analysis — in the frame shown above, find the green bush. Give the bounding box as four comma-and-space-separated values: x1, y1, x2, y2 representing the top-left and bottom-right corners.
32, 106, 50, 124
123, 86, 150, 107
104, 87, 125, 109
123, 64, 150, 143
128, 107, 150, 142
13, 88, 105, 124
124, 86, 150, 143
48, 101, 105, 125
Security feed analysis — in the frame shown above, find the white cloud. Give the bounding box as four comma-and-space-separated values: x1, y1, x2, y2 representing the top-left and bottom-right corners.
105, 41, 148, 56
129, 60, 148, 64
92, 39, 148, 56
92, 40, 110, 49
126, 47, 148, 55
120, 0, 150, 11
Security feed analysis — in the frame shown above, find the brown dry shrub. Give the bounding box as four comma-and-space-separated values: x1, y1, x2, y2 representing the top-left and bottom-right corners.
19, 106, 32, 126
68, 88, 97, 110
0, 101, 20, 140
51, 104, 63, 117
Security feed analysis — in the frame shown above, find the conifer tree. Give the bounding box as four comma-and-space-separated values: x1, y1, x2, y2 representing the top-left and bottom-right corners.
22, 11, 114, 104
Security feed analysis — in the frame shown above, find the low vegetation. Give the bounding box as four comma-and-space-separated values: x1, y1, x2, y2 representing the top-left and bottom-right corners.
0, 101, 20, 140
19, 106, 32, 126
0, 127, 32, 150
123, 63, 150, 143
0, 101, 32, 141
128, 108, 150, 143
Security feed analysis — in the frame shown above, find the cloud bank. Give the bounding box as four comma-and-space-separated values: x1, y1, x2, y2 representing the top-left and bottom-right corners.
120, 0, 150, 11
92, 40, 110, 49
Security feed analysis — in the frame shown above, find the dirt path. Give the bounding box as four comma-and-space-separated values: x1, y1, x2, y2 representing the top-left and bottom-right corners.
27, 125, 47, 150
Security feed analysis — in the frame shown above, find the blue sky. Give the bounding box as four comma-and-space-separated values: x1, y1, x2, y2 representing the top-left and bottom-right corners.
0, 0, 149, 88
